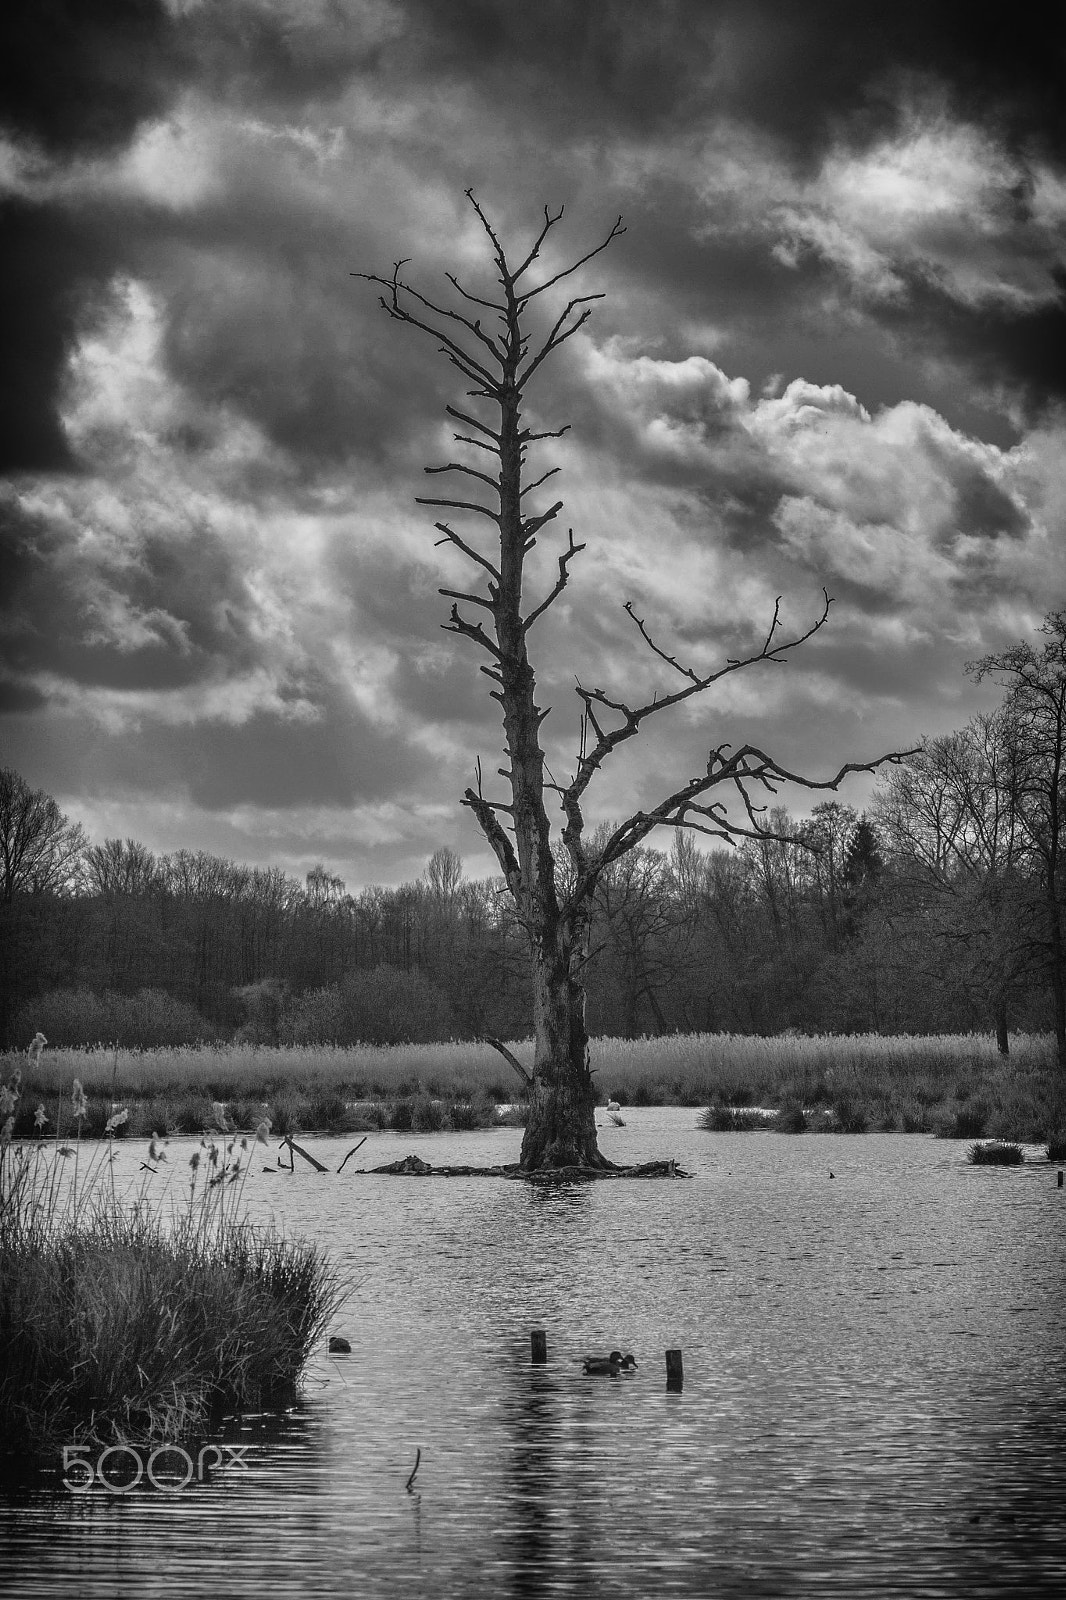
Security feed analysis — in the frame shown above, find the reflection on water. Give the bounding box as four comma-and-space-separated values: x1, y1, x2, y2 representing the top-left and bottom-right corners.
3, 1114, 1065, 1596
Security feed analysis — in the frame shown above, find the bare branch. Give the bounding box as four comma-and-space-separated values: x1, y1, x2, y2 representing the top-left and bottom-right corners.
439, 585, 495, 612
515, 216, 626, 304
442, 605, 502, 658
461, 782, 523, 897
417, 494, 501, 524
452, 433, 497, 456
354, 267, 501, 389
424, 461, 500, 495
623, 602, 702, 684
578, 741, 917, 894
521, 466, 561, 497
445, 404, 500, 444
512, 203, 566, 282
432, 521, 501, 580
444, 272, 506, 315
483, 1036, 533, 1090
522, 424, 571, 443
520, 299, 601, 387
522, 499, 564, 539
522, 529, 586, 635
564, 595, 837, 820
464, 189, 512, 285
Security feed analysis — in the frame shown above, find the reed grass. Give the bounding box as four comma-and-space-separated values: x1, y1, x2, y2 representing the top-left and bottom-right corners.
0, 1071, 344, 1460
3, 1031, 1061, 1144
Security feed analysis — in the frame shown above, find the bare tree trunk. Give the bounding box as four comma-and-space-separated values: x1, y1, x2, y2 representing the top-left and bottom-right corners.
521, 935, 605, 1168
994, 995, 1010, 1057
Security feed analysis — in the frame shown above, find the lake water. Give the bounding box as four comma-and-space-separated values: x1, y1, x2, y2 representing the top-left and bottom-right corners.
3, 1110, 1065, 1597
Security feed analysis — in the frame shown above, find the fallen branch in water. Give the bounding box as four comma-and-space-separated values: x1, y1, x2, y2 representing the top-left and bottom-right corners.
405, 1446, 422, 1492
281, 1136, 327, 1174
336, 1136, 368, 1173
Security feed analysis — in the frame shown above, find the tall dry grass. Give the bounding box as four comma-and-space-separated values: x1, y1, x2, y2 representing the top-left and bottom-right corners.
3, 1031, 1061, 1143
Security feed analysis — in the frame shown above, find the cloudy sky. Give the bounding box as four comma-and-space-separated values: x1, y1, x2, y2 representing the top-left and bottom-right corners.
2, 1, 1064, 889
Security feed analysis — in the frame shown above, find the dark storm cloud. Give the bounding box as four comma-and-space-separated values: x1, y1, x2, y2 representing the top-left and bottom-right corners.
0, 0, 190, 473
170, 700, 423, 810
0, 492, 262, 697
0, 0, 186, 157
0, 202, 129, 472
391, 1, 1066, 161
879, 267, 1066, 414
157, 225, 450, 473
2, 691, 426, 813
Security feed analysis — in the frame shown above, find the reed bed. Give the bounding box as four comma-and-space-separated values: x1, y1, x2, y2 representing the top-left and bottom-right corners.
0, 1073, 344, 1460
7, 1040, 527, 1104
1, 1031, 1062, 1145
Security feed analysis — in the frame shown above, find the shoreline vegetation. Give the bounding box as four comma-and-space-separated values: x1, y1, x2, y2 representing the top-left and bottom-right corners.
0, 1076, 344, 1462
1, 1031, 1062, 1147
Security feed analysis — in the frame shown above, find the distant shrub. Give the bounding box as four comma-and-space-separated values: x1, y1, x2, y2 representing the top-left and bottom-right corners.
444, 1099, 495, 1131
228, 1097, 273, 1132
410, 1092, 444, 1133
346, 1100, 387, 1131
630, 1079, 669, 1107
170, 1094, 215, 1135
14, 988, 216, 1049
773, 1102, 807, 1134
387, 1097, 413, 1131
268, 1095, 311, 1137
934, 1102, 989, 1140
1046, 1135, 1066, 1162
968, 1141, 1024, 1166
308, 1091, 347, 1130
233, 978, 288, 1045
285, 967, 455, 1047
830, 1094, 869, 1134
899, 1099, 930, 1133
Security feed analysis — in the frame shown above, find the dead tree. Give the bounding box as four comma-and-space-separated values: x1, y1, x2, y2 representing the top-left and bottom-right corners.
357, 194, 909, 1170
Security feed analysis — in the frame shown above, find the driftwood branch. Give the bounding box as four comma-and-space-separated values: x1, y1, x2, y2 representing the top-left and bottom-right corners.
282, 1135, 327, 1174
337, 1136, 368, 1173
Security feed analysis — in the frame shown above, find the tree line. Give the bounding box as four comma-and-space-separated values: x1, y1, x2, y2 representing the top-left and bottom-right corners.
1, 606, 1063, 1061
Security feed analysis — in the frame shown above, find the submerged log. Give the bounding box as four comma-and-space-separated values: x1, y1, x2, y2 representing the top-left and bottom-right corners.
366, 1155, 690, 1181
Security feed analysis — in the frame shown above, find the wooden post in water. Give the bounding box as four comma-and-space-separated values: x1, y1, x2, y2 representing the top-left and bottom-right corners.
666, 1349, 684, 1391
1058, 1170, 1063, 1188
531, 1330, 548, 1364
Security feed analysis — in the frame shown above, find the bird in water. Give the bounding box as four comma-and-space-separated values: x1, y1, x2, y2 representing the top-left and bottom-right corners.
582, 1351, 638, 1375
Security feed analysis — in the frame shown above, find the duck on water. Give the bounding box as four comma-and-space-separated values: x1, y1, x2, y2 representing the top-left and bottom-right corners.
582, 1352, 638, 1375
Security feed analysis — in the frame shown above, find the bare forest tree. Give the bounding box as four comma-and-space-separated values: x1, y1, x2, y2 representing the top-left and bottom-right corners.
359, 195, 909, 1168
873, 716, 1032, 1053
969, 611, 1066, 1068
0, 768, 85, 903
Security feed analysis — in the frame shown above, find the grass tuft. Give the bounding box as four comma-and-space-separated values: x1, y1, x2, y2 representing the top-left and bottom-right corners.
967, 1140, 1024, 1165
0, 1070, 343, 1460
699, 1104, 770, 1132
